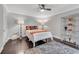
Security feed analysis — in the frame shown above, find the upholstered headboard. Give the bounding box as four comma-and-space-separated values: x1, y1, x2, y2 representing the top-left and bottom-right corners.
26, 25, 38, 30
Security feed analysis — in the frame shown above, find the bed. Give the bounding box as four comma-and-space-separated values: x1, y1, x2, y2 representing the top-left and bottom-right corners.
25, 25, 53, 47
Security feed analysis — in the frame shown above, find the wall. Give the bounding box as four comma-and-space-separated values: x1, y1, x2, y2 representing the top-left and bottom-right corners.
0, 5, 8, 53
46, 16, 62, 39
73, 17, 79, 44
0, 5, 4, 51
24, 17, 40, 25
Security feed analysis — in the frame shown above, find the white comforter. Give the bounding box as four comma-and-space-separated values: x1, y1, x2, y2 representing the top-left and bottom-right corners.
26, 30, 53, 47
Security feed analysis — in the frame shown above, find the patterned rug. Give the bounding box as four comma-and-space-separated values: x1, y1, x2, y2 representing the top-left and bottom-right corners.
25, 40, 79, 54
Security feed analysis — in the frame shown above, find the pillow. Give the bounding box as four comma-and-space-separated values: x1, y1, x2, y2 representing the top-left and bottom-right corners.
26, 26, 38, 30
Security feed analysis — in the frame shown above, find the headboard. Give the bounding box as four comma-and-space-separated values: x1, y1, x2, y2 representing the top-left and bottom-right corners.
26, 25, 38, 30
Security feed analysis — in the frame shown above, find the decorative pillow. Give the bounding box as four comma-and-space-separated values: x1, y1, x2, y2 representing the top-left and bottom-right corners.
26, 26, 38, 30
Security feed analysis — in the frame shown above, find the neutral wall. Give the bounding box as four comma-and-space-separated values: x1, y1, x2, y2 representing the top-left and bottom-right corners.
73, 17, 79, 44
0, 5, 8, 52
0, 5, 4, 50
46, 16, 62, 39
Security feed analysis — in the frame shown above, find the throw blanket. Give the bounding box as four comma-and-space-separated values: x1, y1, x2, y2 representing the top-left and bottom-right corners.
26, 29, 48, 35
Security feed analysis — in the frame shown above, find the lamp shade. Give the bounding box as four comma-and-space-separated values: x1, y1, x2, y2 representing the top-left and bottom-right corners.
40, 9, 44, 12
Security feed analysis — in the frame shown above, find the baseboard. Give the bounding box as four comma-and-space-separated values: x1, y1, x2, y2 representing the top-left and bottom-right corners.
53, 35, 62, 40
0, 45, 4, 53
0, 43, 5, 53
0, 39, 9, 53
53, 36, 79, 50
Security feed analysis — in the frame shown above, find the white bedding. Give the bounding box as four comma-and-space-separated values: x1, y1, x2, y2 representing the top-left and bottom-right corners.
26, 30, 53, 47
33, 32, 53, 42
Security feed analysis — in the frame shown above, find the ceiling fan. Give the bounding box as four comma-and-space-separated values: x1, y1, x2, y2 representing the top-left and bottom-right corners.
39, 4, 52, 12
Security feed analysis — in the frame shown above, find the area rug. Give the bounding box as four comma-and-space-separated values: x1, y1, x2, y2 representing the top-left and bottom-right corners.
25, 40, 79, 54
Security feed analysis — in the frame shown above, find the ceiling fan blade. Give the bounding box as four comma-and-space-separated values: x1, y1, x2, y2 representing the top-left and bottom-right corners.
38, 4, 52, 11
45, 8, 51, 11
41, 4, 45, 8
39, 4, 45, 9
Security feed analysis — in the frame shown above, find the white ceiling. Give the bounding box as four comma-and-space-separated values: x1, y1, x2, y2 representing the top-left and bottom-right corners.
5, 4, 79, 18
4, 4, 79, 29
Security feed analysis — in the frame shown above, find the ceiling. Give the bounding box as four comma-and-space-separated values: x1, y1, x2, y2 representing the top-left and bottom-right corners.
5, 4, 79, 18
4, 4, 79, 29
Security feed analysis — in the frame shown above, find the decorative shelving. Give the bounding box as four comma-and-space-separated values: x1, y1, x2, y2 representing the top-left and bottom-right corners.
63, 16, 75, 43
61, 16, 79, 46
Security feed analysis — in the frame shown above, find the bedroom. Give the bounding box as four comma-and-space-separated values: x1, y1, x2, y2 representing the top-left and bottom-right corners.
0, 4, 79, 54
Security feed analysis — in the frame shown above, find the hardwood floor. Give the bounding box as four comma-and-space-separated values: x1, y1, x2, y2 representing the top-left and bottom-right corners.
1, 36, 45, 54
1, 36, 78, 54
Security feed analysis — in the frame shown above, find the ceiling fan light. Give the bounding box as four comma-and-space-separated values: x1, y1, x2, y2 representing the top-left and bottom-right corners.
40, 9, 44, 12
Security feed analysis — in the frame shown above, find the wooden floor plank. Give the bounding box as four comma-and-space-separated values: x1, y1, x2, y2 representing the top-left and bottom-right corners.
1, 36, 45, 54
